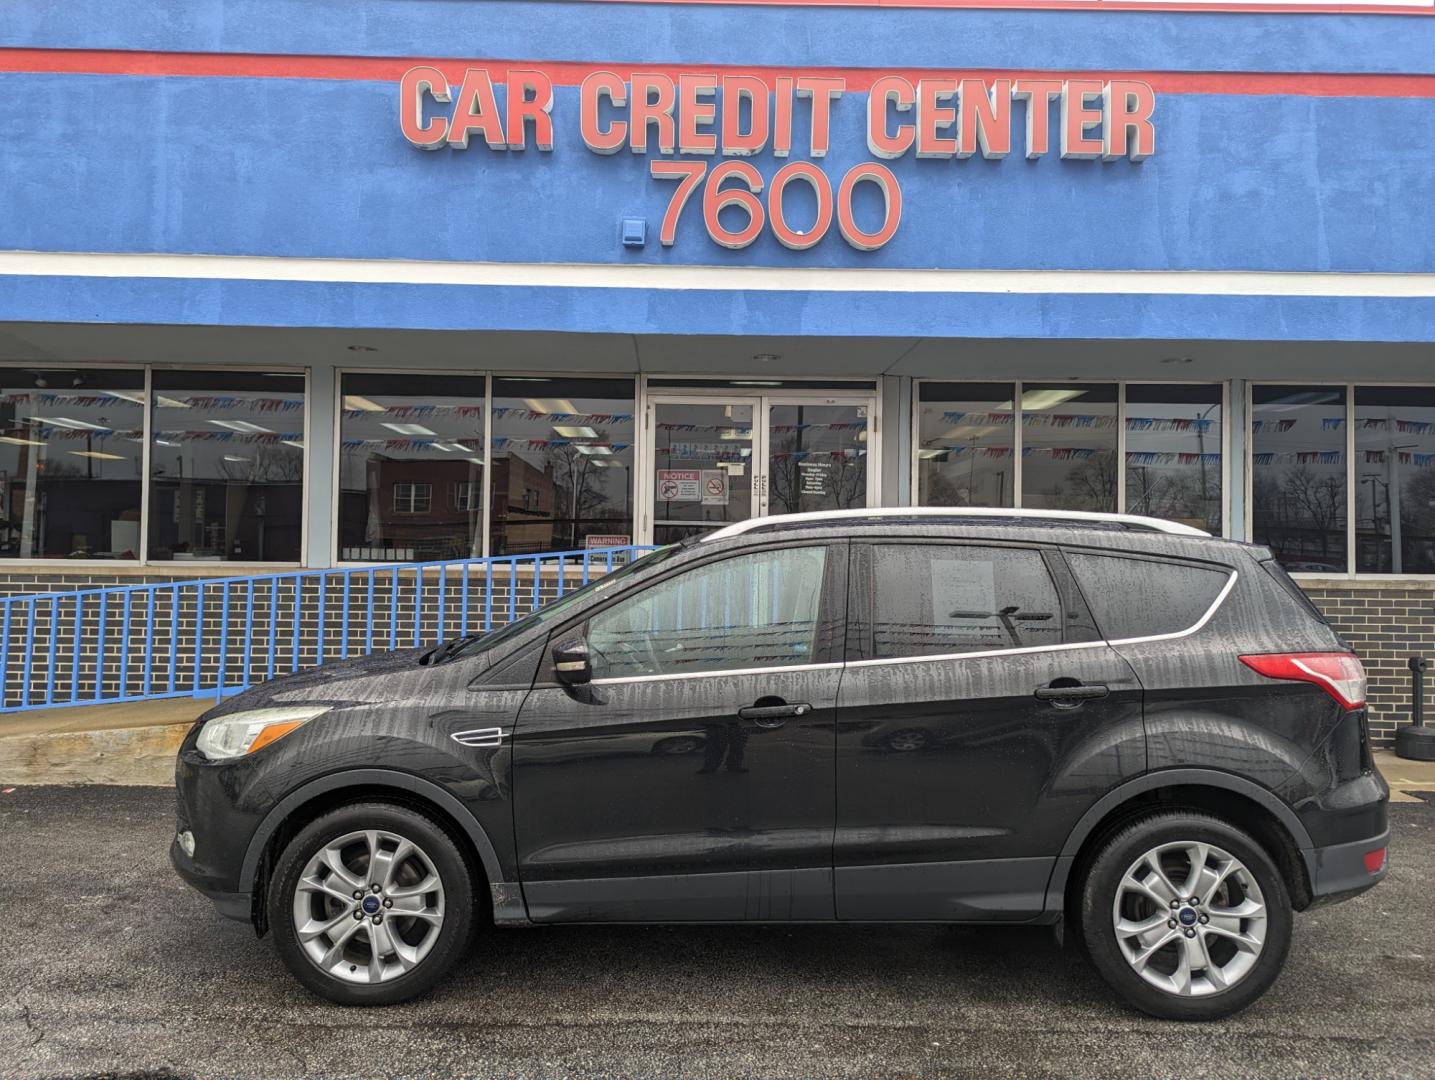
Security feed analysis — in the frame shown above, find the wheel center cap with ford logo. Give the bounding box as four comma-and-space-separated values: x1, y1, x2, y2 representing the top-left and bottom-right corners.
1178, 907, 1198, 926
362, 895, 381, 914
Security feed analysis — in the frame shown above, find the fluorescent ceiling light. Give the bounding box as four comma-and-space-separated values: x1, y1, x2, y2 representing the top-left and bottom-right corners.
157, 396, 190, 408
380, 422, 436, 436
574, 444, 614, 456
103, 390, 146, 405
552, 425, 598, 439
155, 439, 179, 447
208, 420, 274, 434
343, 395, 387, 412
917, 448, 948, 459
524, 398, 578, 415
0, 435, 45, 446
282, 440, 305, 449
732, 380, 781, 387
467, 457, 485, 466
1011, 389, 1086, 412
223, 455, 250, 463
32, 416, 110, 431
430, 441, 470, 453
70, 450, 125, 461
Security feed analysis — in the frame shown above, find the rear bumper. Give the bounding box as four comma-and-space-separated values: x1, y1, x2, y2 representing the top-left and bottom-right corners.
1303, 828, 1390, 908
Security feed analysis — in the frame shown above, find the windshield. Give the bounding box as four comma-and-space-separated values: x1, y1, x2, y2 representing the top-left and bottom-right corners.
448, 545, 682, 661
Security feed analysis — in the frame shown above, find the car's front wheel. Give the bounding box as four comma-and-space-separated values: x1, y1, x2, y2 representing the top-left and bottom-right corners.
269, 801, 476, 1005
1079, 810, 1292, 1021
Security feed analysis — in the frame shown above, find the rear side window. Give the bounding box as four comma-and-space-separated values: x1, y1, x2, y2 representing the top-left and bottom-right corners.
1260, 557, 1331, 627
868, 544, 1062, 659
1066, 552, 1230, 641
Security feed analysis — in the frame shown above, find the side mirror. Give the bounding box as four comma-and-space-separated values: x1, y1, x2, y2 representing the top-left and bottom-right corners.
552, 639, 592, 686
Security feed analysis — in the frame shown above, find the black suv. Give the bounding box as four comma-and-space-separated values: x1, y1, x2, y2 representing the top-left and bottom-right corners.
171, 509, 1388, 1020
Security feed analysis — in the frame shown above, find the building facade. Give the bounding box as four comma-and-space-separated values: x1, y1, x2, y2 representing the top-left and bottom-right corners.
1, 0, 1433, 739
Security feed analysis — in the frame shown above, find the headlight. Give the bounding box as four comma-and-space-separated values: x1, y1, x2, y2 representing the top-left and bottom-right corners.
195, 705, 331, 760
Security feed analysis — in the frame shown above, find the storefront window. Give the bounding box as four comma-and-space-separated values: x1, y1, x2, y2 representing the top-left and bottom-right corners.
1124, 384, 1222, 535
489, 377, 635, 555
1020, 383, 1118, 513
338, 374, 485, 561
0, 368, 144, 559
1354, 386, 1435, 575
915, 382, 1016, 507
148, 371, 305, 562
1251, 385, 1347, 574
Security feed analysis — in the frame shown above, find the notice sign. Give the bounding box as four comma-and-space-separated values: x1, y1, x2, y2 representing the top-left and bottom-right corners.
799, 460, 829, 496
658, 469, 701, 502
701, 469, 728, 506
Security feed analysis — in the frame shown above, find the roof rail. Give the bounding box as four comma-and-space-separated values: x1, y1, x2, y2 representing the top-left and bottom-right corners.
702, 507, 1211, 542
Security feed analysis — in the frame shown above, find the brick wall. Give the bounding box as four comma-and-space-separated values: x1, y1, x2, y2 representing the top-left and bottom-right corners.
1301, 581, 1434, 748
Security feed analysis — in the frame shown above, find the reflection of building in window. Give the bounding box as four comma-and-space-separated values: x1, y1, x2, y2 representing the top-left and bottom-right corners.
451, 481, 477, 512
490, 455, 558, 555
392, 481, 432, 514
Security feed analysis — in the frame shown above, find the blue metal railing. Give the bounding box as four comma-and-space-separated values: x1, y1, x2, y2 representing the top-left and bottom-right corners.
0, 546, 655, 713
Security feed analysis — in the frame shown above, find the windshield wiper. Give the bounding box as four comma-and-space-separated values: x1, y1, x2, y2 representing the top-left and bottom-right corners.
422, 632, 485, 666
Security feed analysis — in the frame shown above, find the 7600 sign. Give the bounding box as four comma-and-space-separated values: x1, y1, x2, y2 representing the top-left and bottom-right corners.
650, 159, 901, 251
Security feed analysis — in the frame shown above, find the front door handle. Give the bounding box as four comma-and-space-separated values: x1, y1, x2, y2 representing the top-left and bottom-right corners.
737, 702, 811, 728
1034, 683, 1110, 707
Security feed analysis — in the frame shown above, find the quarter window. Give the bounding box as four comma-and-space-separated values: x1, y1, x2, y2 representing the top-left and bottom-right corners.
868, 544, 1062, 659
587, 546, 827, 679
1066, 552, 1229, 640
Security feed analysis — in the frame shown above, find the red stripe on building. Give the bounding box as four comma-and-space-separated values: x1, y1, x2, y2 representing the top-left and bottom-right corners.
4, 48, 1435, 97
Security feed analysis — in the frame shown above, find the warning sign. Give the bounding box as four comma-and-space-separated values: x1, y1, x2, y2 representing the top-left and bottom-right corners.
657, 469, 701, 502
701, 469, 728, 506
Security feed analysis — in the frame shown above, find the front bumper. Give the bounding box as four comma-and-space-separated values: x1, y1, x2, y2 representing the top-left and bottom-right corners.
170, 835, 252, 921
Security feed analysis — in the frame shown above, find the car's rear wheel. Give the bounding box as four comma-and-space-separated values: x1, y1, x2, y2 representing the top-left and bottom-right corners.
1079, 811, 1292, 1021
269, 802, 476, 1005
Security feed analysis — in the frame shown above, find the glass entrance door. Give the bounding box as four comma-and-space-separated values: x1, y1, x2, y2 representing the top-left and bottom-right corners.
643, 392, 877, 544
649, 399, 758, 545
765, 399, 871, 516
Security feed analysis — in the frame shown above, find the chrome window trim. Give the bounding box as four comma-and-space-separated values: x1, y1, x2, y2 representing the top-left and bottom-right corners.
586, 568, 1237, 682
589, 660, 844, 686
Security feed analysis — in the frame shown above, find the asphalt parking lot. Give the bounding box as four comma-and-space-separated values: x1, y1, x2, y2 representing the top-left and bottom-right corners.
2, 786, 1432, 1080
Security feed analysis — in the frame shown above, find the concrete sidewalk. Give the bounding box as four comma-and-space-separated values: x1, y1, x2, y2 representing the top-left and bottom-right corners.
3, 698, 1435, 793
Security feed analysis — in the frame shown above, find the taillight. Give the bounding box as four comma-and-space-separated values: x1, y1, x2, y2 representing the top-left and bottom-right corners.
1239, 652, 1366, 710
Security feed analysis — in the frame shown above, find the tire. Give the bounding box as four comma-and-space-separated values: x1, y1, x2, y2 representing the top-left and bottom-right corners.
1078, 811, 1292, 1021
268, 801, 477, 1005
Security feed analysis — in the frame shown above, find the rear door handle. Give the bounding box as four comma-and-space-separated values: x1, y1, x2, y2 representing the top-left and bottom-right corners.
737, 702, 811, 728
1034, 684, 1110, 705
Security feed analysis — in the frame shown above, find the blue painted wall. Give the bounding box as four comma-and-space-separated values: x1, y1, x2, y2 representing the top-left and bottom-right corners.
1, 0, 1433, 341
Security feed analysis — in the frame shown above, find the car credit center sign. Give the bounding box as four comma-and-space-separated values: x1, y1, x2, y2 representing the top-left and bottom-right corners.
399, 67, 1155, 252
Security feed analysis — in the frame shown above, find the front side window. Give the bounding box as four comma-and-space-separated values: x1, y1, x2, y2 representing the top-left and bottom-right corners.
0, 368, 145, 559
338, 373, 485, 562
868, 544, 1062, 659
1251, 386, 1347, 574
587, 546, 827, 679
148, 370, 306, 562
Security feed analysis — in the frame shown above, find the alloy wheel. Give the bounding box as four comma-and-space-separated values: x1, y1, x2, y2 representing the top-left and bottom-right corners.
291, 828, 446, 984
1111, 840, 1267, 997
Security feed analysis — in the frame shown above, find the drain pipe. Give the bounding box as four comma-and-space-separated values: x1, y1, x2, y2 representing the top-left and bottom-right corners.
1395, 655, 1435, 761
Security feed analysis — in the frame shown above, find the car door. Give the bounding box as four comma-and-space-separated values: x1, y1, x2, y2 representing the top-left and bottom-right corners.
833, 539, 1145, 921
512, 540, 846, 922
